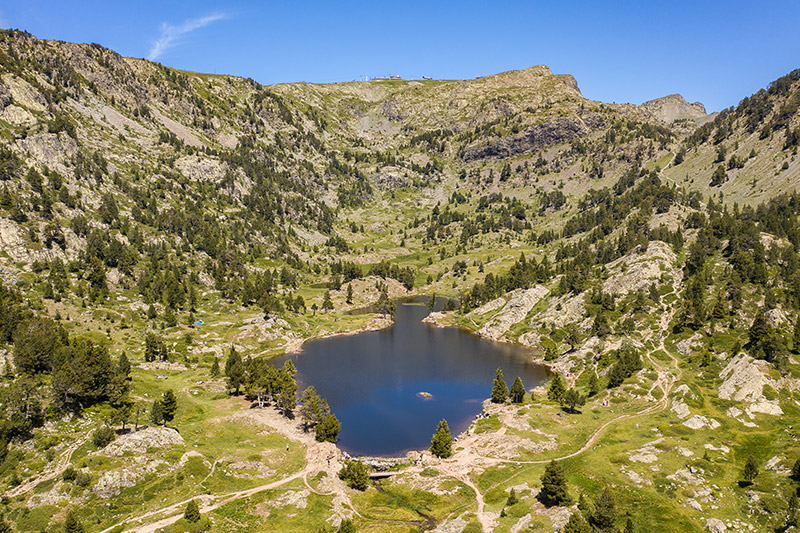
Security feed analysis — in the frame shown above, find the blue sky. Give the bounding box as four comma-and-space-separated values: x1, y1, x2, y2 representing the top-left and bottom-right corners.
2, 1, 799, 111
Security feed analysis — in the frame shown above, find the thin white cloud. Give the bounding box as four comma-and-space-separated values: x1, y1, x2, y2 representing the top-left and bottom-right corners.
147, 13, 227, 61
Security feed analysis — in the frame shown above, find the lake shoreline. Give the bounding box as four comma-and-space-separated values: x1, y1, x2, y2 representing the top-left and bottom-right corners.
283, 313, 395, 354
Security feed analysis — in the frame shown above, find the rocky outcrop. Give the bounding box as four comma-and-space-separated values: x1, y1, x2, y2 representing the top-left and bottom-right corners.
15, 132, 79, 172
103, 426, 184, 456
478, 285, 549, 341
718, 354, 771, 402
370, 168, 412, 190
602, 241, 677, 296
641, 94, 707, 123
628, 438, 663, 463
535, 293, 586, 330
469, 295, 507, 317
463, 118, 589, 161
94, 469, 142, 498
671, 400, 691, 419
0, 83, 11, 112
380, 97, 404, 122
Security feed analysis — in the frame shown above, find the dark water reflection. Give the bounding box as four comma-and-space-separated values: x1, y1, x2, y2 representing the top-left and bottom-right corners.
273, 298, 548, 456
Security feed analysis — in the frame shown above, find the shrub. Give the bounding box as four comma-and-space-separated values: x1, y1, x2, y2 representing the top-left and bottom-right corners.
92, 427, 116, 449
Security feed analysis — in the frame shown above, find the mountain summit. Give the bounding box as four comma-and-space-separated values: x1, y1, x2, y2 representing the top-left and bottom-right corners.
641, 93, 708, 122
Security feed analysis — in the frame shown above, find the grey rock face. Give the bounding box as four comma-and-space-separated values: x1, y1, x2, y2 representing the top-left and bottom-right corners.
463, 118, 588, 161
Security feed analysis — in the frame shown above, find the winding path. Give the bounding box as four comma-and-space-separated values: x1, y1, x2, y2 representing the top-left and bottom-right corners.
6, 434, 88, 498
48, 277, 687, 532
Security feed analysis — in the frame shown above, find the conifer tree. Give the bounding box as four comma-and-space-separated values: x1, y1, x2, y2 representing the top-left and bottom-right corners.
210, 358, 220, 377
225, 346, 245, 394
510, 376, 526, 403
590, 488, 616, 530
563, 511, 592, 533
791, 458, 800, 481
563, 388, 585, 413
794, 319, 800, 353
301, 386, 330, 430
184, 499, 201, 523
346, 284, 353, 304
322, 291, 334, 312
116, 351, 131, 379
548, 374, 566, 403
491, 368, 509, 403
315, 414, 341, 443
275, 360, 297, 416
150, 399, 164, 426
338, 461, 369, 491
64, 509, 84, 533
588, 372, 600, 396
742, 455, 759, 484
506, 488, 518, 506
161, 390, 177, 424
430, 419, 453, 458
539, 460, 571, 506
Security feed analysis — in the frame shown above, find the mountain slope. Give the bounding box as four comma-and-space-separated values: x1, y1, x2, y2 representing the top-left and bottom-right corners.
1, 29, 800, 533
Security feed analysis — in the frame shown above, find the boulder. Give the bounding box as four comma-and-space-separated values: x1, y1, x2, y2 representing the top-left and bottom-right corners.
683, 415, 720, 430
718, 354, 770, 402
671, 400, 691, 419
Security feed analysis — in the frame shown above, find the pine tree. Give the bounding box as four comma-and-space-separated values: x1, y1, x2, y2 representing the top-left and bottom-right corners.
491, 368, 509, 403
225, 346, 245, 394
510, 376, 526, 403
547, 374, 566, 403
210, 358, 220, 377
791, 458, 800, 481
588, 372, 600, 396
116, 351, 131, 379
301, 386, 330, 430
506, 488, 519, 506
150, 399, 164, 426
161, 390, 177, 424
346, 284, 353, 304
539, 460, 571, 506
64, 509, 84, 533
184, 499, 201, 523
430, 419, 453, 458
322, 291, 334, 312
794, 318, 800, 353
338, 461, 369, 491
563, 511, 592, 533
275, 361, 297, 416
563, 388, 585, 413
742, 455, 759, 484
590, 489, 616, 530
315, 414, 341, 443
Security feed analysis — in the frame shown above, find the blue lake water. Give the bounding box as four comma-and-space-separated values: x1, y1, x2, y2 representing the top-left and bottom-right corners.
273, 298, 548, 456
